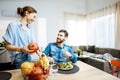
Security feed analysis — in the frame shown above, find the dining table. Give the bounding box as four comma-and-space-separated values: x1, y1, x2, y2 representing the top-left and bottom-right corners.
2, 61, 120, 80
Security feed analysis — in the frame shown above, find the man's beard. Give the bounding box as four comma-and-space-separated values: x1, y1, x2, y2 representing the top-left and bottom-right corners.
56, 38, 64, 43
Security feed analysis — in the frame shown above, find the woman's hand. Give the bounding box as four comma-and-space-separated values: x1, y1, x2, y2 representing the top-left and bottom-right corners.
21, 45, 34, 54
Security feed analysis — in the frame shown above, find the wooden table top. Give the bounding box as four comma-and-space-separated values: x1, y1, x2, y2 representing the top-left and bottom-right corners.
4, 61, 120, 80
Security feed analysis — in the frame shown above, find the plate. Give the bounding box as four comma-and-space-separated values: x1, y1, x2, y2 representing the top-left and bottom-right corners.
57, 62, 73, 71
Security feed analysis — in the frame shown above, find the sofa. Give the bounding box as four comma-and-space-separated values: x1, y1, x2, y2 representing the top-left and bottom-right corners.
71, 45, 120, 73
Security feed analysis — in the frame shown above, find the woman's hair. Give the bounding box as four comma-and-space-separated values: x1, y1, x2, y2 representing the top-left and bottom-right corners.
17, 6, 37, 17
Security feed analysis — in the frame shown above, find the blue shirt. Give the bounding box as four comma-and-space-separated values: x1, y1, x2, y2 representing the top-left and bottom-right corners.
43, 43, 77, 63
2, 20, 35, 68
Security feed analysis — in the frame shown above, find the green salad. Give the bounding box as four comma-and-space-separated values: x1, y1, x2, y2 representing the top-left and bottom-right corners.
58, 62, 73, 70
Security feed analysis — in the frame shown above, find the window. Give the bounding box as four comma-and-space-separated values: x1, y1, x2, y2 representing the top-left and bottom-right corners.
67, 20, 87, 46
65, 12, 115, 48
65, 13, 87, 46
88, 13, 115, 48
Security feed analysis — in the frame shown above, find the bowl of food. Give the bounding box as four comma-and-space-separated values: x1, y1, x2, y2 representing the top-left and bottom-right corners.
21, 54, 50, 80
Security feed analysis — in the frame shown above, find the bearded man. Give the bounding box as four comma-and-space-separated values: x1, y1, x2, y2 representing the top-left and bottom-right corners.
43, 29, 77, 63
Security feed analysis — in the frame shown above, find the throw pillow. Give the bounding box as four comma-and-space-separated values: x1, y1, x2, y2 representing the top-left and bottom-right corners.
87, 45, 95, 53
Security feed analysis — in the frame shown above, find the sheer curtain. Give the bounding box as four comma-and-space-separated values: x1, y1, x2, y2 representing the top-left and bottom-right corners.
87, 4, 115, 48
64, 13, 87, 46
64, 3, 118, 48
115, 1, 120, 49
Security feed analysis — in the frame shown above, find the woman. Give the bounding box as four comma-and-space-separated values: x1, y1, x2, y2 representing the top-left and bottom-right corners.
3, 6, 38, 68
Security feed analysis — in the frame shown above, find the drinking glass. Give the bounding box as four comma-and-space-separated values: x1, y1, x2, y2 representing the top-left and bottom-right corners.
50, 63, 58, 75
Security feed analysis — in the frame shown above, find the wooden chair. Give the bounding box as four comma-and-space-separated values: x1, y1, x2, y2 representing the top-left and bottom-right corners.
110, 59, 120, 77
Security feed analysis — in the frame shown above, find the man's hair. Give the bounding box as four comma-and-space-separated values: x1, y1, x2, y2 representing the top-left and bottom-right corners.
59, 29, 68, 37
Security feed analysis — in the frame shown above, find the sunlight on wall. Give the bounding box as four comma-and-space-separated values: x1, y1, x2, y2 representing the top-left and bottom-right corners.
31, 18, 47, 61
0, 20, 13, 42
34, 18, 47, 50
68, 20, 87, 46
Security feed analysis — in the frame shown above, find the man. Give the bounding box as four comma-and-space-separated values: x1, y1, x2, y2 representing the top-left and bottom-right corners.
43, 29, 77, 63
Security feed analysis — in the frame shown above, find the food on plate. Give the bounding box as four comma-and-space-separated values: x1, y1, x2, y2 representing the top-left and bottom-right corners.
58, 62, 73, 70
28, 42, 39, 53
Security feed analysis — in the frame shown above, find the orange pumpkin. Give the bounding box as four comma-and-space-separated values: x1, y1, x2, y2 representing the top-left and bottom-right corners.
21, 62, 34, 76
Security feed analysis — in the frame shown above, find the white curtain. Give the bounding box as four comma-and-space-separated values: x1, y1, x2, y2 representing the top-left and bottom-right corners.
115, 1, 120, 49
64, 3, 120, 48
87, 4, 115, 48
64, 13, 87, 46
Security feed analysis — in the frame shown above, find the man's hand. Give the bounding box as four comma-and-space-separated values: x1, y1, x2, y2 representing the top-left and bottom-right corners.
64, 51, 72, 58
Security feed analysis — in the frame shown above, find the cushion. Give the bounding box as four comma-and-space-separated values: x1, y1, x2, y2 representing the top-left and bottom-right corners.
94, 47, 99, 54
87, 45, 95, 53
79, 46, 87, 51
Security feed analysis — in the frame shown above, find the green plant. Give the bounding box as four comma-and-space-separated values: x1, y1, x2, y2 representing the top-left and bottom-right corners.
77, 49, 82, 56
0, 41, 5, 47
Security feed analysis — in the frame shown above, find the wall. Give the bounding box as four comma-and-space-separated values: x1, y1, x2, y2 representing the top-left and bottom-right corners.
0, 0, 86, 44
0, 0, 117, 45
0, 0, 117, 62
0, 0, 117, 43
0, 0, 117, 47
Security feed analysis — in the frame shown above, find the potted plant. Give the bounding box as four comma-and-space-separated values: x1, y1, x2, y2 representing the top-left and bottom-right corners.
0, 41, 5, 47
77, 49, 83, 56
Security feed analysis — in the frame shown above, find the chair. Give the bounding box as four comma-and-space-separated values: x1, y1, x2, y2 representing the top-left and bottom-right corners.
110, 59, 120, 77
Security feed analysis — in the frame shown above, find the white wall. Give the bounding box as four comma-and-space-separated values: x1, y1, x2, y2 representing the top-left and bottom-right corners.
0, 0, 86, 44
0, 0, 117, 44
0, 0, 117, 62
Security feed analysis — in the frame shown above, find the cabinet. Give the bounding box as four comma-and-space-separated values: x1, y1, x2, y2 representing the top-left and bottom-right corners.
0, 48, 11, 63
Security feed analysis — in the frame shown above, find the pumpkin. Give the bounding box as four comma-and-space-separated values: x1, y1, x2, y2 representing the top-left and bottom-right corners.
21, 62, 34, 76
